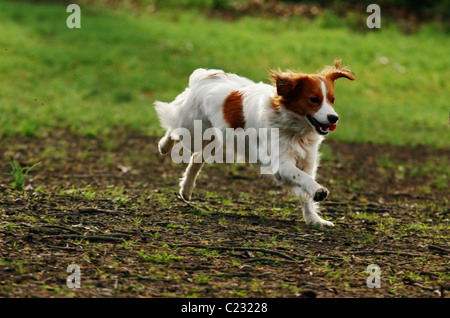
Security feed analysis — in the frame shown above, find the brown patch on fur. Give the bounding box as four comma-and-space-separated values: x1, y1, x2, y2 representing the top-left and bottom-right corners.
270, 72, 323, 116
208, 72, 227, 77
270, 96, 281, 112
223, 91, 245, 129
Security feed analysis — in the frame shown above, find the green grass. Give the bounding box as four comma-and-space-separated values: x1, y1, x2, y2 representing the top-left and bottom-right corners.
138, 248, 182, 263
0, 1, 448, 147
8, 157, 41, 191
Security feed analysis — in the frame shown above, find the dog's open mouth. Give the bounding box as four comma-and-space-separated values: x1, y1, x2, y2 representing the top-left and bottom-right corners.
307, 115, 337, 135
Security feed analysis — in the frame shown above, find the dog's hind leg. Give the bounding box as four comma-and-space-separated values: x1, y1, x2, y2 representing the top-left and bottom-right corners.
179, 151, 205, 201
158, 130, 176, 155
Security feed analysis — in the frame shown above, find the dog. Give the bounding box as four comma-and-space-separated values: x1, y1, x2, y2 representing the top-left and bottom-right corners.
154, 60, 355, 227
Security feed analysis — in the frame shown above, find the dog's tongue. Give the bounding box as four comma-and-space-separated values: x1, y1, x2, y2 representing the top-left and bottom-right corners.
329, 124, 337, 131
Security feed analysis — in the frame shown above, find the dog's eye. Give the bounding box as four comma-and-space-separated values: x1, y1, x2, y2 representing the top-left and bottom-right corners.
331, 98, 335, 103
309, 97, 320, 104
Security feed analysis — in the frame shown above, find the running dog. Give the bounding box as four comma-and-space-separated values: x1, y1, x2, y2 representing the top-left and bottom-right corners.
155, 60, 355, 226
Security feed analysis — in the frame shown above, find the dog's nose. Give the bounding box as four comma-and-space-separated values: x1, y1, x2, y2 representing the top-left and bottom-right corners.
327, 115, 339, 124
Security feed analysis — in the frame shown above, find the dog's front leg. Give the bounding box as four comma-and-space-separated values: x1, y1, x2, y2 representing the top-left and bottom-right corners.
276, 161, 329, 202
301, 199, 334, 227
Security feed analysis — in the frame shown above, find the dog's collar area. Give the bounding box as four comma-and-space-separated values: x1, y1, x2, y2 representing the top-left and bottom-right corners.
306, 114, 337, 135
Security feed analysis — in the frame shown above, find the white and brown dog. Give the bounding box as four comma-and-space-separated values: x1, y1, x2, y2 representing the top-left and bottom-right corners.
155, 60, 355, 227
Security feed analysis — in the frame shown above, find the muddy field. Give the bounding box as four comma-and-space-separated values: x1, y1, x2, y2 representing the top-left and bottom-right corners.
0, 130, 448, 298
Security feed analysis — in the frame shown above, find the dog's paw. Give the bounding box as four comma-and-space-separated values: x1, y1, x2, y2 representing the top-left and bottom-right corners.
313, 187, 329, 202
307, 218, 335, 228
158, 141, 171, 155
317, 219, 335, 227
157, 142, 166, 155
158, 136, 175, 156
179, 189, 192, 202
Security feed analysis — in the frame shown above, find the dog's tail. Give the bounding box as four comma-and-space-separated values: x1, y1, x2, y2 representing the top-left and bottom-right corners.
154, 87, 190, 131
154, 100, 179, 131
155, 68, 223, 130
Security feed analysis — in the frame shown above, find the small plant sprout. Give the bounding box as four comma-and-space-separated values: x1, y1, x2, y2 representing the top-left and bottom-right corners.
8, 157, 41, 191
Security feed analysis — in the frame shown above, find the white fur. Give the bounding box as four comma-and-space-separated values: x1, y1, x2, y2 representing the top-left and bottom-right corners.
155, 68, 335, 227
313, 80, 338, 124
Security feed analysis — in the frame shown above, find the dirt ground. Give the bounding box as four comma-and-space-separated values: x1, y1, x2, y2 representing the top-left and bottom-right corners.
0, 129, 448, 298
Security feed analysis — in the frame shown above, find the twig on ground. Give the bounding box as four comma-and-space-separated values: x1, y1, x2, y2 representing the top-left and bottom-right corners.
66, 174, 124, 179
403, 277, 439, 293
41, 234, 124, 243
0, 230, 16, 237
170, 243, 301, 263
78, 207, 120, 215
175, 194, 211, 214
428, 244, 449, 255
245, 257, 305, 264
350, 250, 421, 257
40, 225, 83, 235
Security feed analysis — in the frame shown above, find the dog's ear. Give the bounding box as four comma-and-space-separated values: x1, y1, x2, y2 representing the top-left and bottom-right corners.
321, 60, 355, 82
270, 70, 308, 96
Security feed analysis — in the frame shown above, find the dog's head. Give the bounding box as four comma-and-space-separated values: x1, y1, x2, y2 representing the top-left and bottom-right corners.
270, 60, 355, 135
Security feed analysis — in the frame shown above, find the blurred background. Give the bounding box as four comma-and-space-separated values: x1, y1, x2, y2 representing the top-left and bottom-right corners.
0, 0, 449, 147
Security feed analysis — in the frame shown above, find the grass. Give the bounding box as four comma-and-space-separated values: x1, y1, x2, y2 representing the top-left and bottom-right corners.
8, 157, 40, 191
0, 1, 448, 147
138, 249, 183, 264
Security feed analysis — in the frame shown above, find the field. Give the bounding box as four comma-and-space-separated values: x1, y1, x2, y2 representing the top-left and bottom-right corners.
0, 0, 449, 299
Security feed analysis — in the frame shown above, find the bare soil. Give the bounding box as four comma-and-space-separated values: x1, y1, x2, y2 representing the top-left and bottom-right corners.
0, 129, 448, 298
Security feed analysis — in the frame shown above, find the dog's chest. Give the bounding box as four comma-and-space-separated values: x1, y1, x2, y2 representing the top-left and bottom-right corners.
288, 135, 318, 170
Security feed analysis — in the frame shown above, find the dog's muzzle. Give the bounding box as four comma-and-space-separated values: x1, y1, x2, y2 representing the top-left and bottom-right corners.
307, 114, 337, 135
